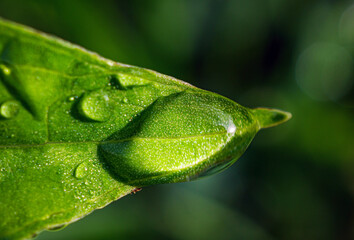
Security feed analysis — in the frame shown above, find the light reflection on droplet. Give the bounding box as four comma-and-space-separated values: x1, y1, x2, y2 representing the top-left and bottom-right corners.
219, 115, 237, 134
227, 122, 237, 134
68, 96, 77, 102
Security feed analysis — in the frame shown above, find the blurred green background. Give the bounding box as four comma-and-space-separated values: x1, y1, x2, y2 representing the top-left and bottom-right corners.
1, 0, 353, 239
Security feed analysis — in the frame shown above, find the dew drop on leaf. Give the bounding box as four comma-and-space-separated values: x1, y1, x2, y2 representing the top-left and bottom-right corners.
0, 64, 11, 75
0, 100, 20, 119
78, 91, 113, 122
106, 60, 115, 66
48, 224, 67, 231
68, 96, 77, 102
74, 162, 88, 179
227, 122, 237, 134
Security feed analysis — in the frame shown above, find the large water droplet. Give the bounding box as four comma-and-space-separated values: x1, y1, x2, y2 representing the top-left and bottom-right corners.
78, 91, 113, 122
0, 100, 20, 119
74, 162, 89, 179
0, 64, 11, 75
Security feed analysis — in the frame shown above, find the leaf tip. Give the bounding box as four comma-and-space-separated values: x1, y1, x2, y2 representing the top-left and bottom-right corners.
252, 107, 292, 129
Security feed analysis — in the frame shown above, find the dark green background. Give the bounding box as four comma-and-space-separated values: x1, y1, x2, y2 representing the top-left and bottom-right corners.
1, 0, 353, 239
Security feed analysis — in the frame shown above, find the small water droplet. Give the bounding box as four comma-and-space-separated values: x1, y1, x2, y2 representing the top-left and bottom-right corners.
48, 224, 67, 231
0, 100, 20, 119
0, 64, 11, 75
10, 134, 15, 138
107, 60, 115, 66
68, 96, 77, 102
78, 91, 113, 122
74, 162, 89, 179
123, 97, 129, 103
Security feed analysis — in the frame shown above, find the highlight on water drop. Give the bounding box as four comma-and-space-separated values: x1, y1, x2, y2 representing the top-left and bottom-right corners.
68, 96, 77, 102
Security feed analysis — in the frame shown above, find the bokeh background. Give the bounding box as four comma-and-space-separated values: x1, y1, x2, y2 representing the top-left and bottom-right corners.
1, 0, 353, 239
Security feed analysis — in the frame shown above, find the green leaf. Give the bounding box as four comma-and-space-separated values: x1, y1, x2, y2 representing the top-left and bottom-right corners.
0, 17, 291, 239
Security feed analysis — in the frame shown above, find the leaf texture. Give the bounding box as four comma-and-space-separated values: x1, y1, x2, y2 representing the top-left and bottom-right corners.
0, 18, 291, 239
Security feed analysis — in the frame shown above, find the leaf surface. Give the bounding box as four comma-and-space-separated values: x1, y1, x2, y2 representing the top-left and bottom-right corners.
0, 18, 291, 239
